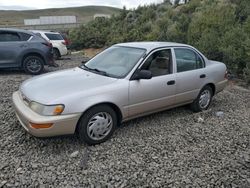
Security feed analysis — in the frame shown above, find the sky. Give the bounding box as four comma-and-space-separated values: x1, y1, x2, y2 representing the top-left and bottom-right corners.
0, 0, 164, 10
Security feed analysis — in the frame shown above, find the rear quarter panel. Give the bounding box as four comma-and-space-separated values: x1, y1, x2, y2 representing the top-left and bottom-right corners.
204, 60, 227, 93
18, 39, 52, 66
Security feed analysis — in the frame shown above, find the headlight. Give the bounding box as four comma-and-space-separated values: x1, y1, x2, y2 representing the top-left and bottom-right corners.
29, 101, 64, 116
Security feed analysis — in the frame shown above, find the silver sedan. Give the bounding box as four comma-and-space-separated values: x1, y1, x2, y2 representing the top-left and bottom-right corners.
13, 42, 228, 145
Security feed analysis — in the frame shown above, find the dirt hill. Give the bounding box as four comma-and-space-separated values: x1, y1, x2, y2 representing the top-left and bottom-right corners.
0, 6, 120, 26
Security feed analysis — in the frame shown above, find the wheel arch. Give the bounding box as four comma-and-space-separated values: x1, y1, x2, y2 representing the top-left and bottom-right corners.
75, 102, 123, 132
53, 47, 61, 56
204, 83, 216, 96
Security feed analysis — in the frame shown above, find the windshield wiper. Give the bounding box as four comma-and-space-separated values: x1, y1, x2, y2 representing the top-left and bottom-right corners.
82, 64, 110, 76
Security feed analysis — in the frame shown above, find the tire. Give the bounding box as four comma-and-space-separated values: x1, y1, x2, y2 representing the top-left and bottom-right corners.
23, 56, 44, 75
53, 48, 61, 60
190, 85, 213, 112
77, 105, 117, 145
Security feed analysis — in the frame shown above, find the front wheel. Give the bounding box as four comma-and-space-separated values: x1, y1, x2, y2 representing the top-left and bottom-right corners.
23, 56, 44, 75
77, 105, 117, 145
190, 86, 213, 112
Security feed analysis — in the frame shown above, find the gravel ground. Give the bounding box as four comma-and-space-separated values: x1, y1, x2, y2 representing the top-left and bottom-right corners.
0, 54, 249, 187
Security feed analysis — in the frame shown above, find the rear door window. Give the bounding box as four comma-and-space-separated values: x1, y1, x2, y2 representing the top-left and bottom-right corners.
174, 48, 205, 73
45, 33, 63, 40
0, 32, 21, 42
20, 32, 32, 41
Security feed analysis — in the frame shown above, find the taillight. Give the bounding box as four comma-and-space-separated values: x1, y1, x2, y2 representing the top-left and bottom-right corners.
62, 41, 66, 45
42, 42, 52, 48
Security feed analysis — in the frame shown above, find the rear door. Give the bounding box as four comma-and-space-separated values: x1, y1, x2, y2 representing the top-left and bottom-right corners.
0, 31, 27, 67
173, 47, 207, 104
128, 48, 176, 117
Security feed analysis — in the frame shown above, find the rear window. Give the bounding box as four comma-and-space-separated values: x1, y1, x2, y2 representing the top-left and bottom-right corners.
45, 33, 63, 40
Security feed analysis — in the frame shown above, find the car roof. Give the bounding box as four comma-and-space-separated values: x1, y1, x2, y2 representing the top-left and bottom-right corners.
30, 30, 60, 34
115, 42, 192, 52
0, 28, 35, 35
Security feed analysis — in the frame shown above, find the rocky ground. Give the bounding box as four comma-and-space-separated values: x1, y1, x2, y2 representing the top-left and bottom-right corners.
0, 54, 249, 187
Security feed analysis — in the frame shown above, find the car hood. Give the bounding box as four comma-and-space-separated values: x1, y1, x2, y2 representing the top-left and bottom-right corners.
20, 67, 118, 104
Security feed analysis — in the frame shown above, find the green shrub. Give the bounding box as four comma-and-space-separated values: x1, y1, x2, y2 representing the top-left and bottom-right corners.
69, 0, 250, 83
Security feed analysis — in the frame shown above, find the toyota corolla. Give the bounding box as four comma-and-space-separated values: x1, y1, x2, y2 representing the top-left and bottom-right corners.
12, 42, 228, 145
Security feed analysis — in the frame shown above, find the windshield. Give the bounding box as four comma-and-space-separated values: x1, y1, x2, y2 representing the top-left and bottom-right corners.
83, 46, 146, 78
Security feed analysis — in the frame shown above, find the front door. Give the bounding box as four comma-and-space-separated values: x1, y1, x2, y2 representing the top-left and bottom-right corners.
128, 48, 176, 117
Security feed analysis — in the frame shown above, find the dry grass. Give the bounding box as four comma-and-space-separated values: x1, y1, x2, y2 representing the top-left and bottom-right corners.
83, 48, 104, 58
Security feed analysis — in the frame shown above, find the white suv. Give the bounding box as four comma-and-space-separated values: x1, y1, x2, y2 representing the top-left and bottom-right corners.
31, 30, 68, 59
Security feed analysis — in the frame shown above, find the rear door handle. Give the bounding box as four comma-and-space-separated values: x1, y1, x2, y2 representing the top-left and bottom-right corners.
200, 74, 206, 78
167, 80, 175, 85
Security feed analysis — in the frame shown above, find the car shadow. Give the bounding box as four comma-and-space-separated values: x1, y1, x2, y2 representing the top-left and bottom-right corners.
119, 105, 193, 129
57, 57, 71, 60
0, 68, 26, 75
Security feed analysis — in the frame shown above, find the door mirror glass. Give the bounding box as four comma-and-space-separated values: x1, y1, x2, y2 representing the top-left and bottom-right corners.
132, 70, 152, 80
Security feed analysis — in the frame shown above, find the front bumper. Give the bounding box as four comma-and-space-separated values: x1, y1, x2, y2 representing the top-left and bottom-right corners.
12, 91, 81, 137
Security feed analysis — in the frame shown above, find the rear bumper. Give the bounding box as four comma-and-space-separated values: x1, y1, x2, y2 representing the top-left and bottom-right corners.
12, 91, 81, 137
59, 46, 68, 56
215, 80, 228, 94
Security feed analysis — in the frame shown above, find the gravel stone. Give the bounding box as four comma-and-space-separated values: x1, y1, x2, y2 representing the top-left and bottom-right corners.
70, 151, 79, 158
0, 54, 249, 187
215, 111, 224, 117
16, 168, 23, 174
0, 181, 7, 187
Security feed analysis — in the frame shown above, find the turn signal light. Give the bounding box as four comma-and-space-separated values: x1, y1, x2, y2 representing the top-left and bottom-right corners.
53, 106, 64, 115
30, 123, 53, 129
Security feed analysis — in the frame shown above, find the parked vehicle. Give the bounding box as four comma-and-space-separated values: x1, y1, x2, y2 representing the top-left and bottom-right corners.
13, 42, 228, 145
31, 30, 68, 59
0, 28, 54, 74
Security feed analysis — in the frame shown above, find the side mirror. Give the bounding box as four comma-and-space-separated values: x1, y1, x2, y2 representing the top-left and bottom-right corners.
81, 57, 90, 64
132, 70, 152, 80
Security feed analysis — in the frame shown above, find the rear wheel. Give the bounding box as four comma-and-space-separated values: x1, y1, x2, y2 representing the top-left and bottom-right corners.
77, 105, 117, 145
190, 85, 213, 112
53, 48, 61, 60
23, 56, 44, 75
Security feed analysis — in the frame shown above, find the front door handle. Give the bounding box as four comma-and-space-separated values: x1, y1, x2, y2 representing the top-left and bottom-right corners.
167, 80, 175, 85
20, 44, 28, 48
200, 74, 206, 78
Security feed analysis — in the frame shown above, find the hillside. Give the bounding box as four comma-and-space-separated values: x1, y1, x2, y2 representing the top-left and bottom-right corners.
0, 6, 120, 26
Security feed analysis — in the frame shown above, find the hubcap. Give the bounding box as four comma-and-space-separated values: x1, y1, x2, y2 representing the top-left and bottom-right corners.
199, 90, 211, 109
87, 112, 113, 141
26, 59, 42, 73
